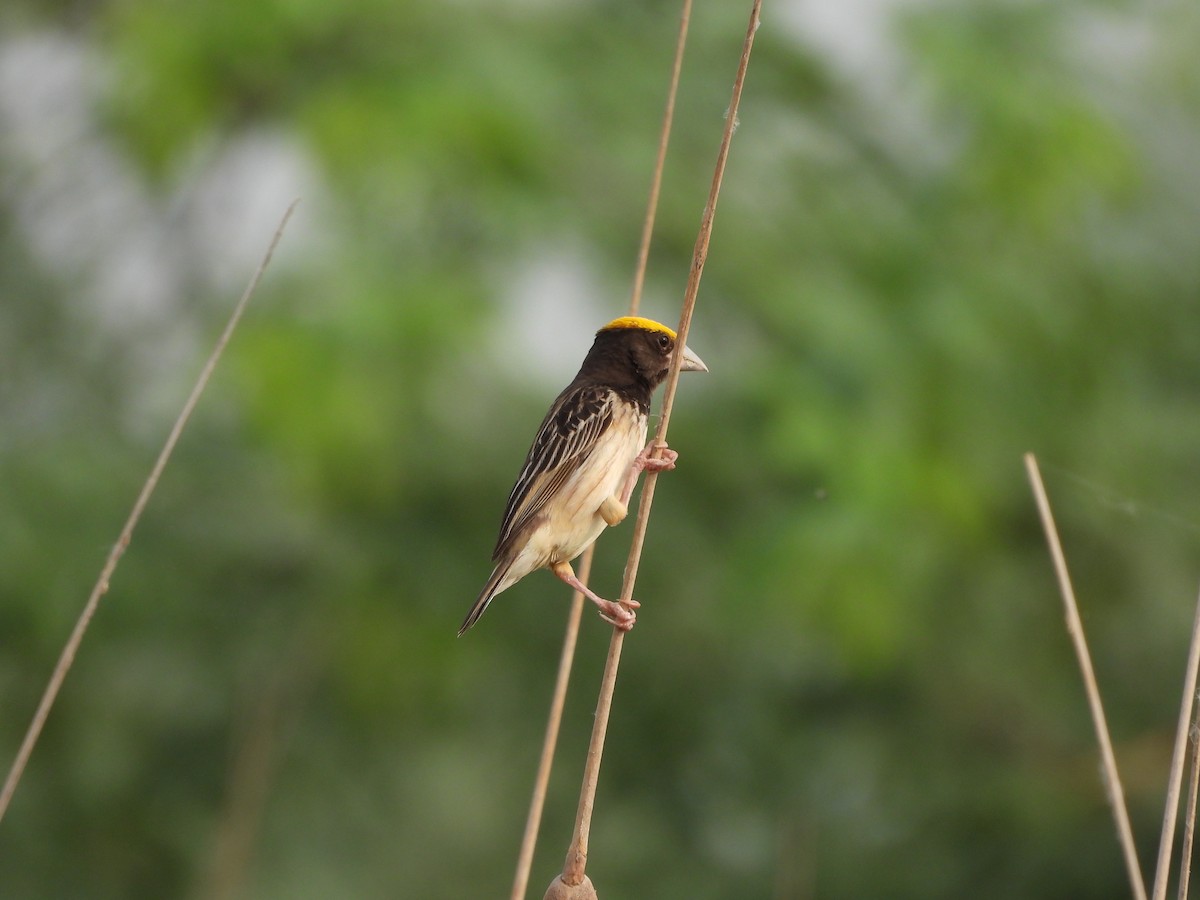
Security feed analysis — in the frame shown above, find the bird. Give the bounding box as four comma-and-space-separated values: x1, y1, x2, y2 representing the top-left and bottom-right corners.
458, 316, 707, 635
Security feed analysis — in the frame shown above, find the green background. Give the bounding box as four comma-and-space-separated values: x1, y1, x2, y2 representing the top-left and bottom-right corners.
2, 1, 1199, 897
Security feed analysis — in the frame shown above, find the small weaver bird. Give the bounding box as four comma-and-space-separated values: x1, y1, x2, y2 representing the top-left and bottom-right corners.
459, 316, 707, 635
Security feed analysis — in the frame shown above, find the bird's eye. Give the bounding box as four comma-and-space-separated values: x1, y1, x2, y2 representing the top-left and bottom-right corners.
658, 334, 671, 350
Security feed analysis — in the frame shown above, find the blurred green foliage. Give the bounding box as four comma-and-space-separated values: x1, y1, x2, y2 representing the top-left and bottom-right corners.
2, 1, 1200, 897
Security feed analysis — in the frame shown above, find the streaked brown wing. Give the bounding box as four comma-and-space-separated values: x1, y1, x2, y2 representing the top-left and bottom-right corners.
493, 383, 614, 560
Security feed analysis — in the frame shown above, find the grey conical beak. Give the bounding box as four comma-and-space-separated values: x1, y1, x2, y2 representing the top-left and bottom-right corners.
679, 344, 708, 373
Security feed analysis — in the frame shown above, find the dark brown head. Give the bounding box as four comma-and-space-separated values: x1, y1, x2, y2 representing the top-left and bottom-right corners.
575, 316, 707, 407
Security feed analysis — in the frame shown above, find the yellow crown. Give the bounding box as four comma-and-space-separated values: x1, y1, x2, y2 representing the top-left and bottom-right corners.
597, 316, 677, 340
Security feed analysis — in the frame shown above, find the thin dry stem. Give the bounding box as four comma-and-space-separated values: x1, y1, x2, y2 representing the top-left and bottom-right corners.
556, 2, 762, 889
205, 691, 283, 900
203, 651, 305, 900
1024, 453, 1147, 900
0, 200, 299, 825
628, 0, 692, 317
511, 5, 694, 897
511, 551, 590, 900
1177, 692, 1200, 900
1153, 585, 1200, 900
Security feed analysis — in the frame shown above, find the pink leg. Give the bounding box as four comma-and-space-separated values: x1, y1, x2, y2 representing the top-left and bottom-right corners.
617, 441, 679, 506
552, 561, 639, 631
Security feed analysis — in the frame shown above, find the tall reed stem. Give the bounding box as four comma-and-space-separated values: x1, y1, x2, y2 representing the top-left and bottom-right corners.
1024, 453, 1147, 900
550, 3, 762, 893
508, 6, 694, 897
0, 201, 299, 825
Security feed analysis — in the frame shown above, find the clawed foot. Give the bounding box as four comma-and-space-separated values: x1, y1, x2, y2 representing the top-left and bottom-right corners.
635, 442, 678, 474
596, 597, 640, 631
614, 441, 680, 511
552, 560, 640, 631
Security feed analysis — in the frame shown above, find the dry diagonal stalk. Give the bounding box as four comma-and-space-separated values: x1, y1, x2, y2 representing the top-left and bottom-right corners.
1177, 690, 1200, 900
509, 5, 694, 898
1024, 453, 1147, 900
511, 550, 591, 900
547, 3, 762, 896
1152, 585, 1200, 900
0, 200, 299, 825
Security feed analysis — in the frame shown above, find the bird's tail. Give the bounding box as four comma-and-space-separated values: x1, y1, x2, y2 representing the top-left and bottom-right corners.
458, 561, 514, 636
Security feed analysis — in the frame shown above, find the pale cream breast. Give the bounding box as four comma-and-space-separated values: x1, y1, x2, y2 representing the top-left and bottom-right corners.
531, 401, 647, 567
